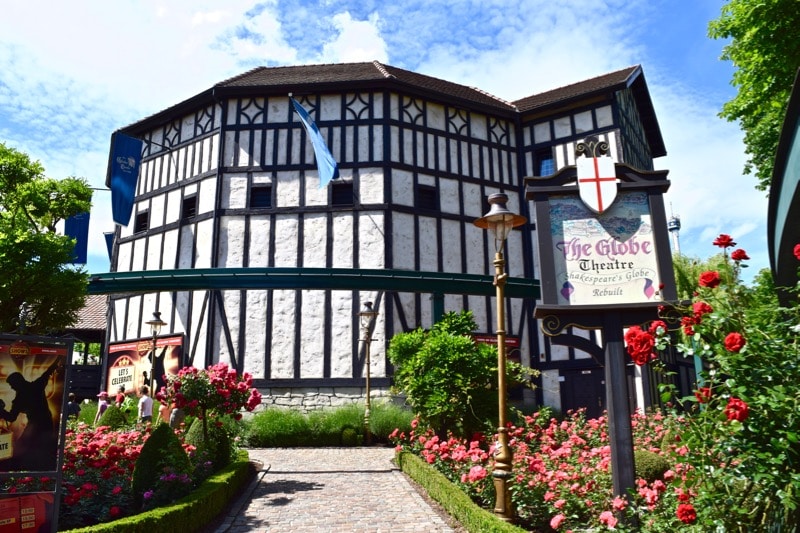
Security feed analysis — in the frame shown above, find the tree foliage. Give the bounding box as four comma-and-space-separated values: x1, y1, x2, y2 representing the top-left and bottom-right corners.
0, 143, 93, 334
708, 0, 800, 190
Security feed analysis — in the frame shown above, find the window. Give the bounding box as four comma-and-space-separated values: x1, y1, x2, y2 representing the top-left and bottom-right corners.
250, 185, 272, 208
415, 184, 438, 211
134, 211, 149, 233
331, 182, 354, 206
536, 148, 555, 176
181, 195, 197, 221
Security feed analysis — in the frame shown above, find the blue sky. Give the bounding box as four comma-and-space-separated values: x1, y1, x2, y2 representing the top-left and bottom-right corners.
0, 1, 768, 281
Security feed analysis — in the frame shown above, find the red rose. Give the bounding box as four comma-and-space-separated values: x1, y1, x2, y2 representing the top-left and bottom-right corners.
725, 397, 749, 422
794, 243, 800, 260
724, 332, 746, 353
712, 234, 736, 248
692, 301, 713, 318
694, 387, 711, 404
676, 503, 697, 524
730, 248, 749, 261
624, 326, 655, 366
698, 271, 721, 288
648, 320, 667, 335
681, 316, 697, 336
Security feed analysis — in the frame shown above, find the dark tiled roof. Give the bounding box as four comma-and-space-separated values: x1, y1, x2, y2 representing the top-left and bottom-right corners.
70, 294, 107, 331
513, 66, 640, 112
216, 61, 516, 112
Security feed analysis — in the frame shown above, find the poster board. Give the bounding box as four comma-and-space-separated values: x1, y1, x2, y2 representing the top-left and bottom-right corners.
105, 335, 183, 397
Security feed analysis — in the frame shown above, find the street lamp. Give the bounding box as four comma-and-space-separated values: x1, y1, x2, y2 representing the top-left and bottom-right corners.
358, 301, 378, 444
145, 311, 167, 394
474, 192, 526, 522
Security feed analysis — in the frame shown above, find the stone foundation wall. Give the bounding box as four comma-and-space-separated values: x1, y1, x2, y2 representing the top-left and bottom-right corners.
257, 386, 399, 413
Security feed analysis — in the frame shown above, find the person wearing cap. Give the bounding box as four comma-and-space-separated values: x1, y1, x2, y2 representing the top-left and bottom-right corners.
94, 391, 110, 425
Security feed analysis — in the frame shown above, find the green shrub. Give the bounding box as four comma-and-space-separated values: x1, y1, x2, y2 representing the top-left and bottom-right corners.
340, 426, 360, 446
184, 417, 234, 472
97, 404, 129, 429
245, 408, 310, 447
634, 449, 671, 483
369, 401, 414, 443
132, 424, 192, 509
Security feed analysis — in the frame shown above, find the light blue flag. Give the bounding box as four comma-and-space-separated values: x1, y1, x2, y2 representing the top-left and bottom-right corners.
291, 97, 339, 188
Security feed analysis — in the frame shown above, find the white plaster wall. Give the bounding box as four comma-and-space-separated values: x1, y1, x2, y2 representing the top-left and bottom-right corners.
222, 175, 248, 209
427, 102, 445, 131
300, 290, 326, 378
270, 290, 296, 378
273, 216, 299, 267
391, 169, 414, 206
150, 194, 165, 230
145, 233, 163, 270
243, 289, 267, 378
130, 240, 145, 271
165, 189, 181, 225
464, 223, 485, 275
392, 212, 415, 270
303, 214, 328, 268
389, 126, 400, 163
441, 219, 462, 273
215, 291, 240, 367
218, 217, 246, 267
199, 178, 217, 215
359, 169, 384, 204
178, 226, 195, 269
330, 290, 354, 378
462, 182, 484, 219
418, 217, 438, 272
332, 214, 354, 268
541, 369, 562, 411
267, 98, 289, 124
304, 173, 330, 206
190, 290, 210, 366
194, 219, 214, 268
248, 216, 271, 267
117, 241, 132, 272
359, 213, 385, 269
276, 171, 300, 208
440, 178, 460, 215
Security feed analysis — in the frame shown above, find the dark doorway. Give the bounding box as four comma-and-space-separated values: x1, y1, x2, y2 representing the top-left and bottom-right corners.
561, 368, 605, 419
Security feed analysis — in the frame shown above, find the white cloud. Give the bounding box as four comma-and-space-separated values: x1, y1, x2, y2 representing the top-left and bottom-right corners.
320, 12, 388, 63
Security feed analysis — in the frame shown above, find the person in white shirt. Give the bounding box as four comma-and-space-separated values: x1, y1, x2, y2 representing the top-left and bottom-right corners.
137, 385, 153, 424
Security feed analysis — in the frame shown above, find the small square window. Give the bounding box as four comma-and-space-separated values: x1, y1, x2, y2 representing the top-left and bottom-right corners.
181, 195, 197, 220
331, 182, 354, 206
536, 148, 555, 176
134, 211, 149, 233
250, 185, 272, 208
415, 185, 438, 211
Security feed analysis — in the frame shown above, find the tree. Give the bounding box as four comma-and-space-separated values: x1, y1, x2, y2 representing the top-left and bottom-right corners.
708, 0, 800, 190
0, 143, 92, 333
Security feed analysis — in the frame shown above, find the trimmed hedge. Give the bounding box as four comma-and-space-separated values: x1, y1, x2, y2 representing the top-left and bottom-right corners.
395, 451, 527, 533
64, 450, 253, 533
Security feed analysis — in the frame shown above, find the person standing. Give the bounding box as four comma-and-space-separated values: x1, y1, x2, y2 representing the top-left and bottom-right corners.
93, 391, 110, 425
137, 386, 153, 424
66, 393, 81, 420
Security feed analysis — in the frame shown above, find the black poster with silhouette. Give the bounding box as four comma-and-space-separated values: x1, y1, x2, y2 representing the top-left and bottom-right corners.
0, 340, 66, 473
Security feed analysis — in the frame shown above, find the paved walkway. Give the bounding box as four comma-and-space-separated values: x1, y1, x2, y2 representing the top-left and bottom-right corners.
213, 447, 458, 533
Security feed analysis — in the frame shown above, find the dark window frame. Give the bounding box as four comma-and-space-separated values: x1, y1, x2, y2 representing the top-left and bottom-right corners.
134, 211, 149, 233
250, 184, 273, 209
331, 182, 354, 206
415, 184, 438, 211
181, 195, 198, 221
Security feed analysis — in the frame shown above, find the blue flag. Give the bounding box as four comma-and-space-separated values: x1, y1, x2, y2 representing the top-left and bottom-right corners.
291, 97, 339, 188
64, 212, 90, 264
104, 231, 115, 262
106, 132, 143, 226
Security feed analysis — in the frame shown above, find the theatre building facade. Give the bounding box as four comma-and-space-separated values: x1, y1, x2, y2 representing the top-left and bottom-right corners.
102, 61, 672, 415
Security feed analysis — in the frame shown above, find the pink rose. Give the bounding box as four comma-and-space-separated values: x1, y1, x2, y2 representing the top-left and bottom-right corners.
550, 513, 566, 530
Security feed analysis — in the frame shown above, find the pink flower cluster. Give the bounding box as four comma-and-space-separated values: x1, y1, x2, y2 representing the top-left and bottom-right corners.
161, 363, 262, 420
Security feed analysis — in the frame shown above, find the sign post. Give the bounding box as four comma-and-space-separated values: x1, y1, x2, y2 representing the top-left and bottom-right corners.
525, 138, 676, 502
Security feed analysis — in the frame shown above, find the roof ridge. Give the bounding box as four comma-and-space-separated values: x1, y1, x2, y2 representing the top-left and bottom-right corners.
468, 85, 517, 110
372, 60, 396, 79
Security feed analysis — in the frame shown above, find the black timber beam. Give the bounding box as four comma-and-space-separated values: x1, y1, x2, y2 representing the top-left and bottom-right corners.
87, 267, 540, 299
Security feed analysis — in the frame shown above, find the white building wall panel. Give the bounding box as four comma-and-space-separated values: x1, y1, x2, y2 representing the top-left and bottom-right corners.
218, 217, 246, 267
198, 178, 217, 215
331, 215, 354, 268
215, 291, 240, 367
243, 289, 267, 378
392, 212, 415, 270
190, 290, 210, 365
270, 290, 296, 378
177, 226, 195, 269
145, 233, 163, 270
304, 175, 329, 207
248, 217, 271, 267
472, 115, 487, 141
359, 213, 385, 269
117, 241, 132, 272
418, 217, 438, 272
277, 172, 301, 208
464, 223, 486, 275
359, 169, 384, 204
391, 170, 414, 206
274, 216, 299, 267
428, 103, 445, 131
303, 214, 328, 268
194, 219, 214, 268
222, 175, 248, 209
300, 290, 326, 378
150, 194, 165, 229
439, 178, 459, 215
130, 240, 146, 271
330, 290, 354, 378
441, 219, 462, 273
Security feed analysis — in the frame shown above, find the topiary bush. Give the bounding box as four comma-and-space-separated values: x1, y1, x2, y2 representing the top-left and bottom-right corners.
634, 449, 671, 483
132, 424, 192, 509
184, 416, 233, 473
97, 405, 129, 429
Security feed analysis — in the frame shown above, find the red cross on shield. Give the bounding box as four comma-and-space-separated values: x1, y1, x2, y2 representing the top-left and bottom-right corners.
577, 155, 617, 214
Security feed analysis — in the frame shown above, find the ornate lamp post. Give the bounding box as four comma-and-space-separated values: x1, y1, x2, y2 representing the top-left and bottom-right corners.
358, 301, 378, 444
474, 193, 526, 522
145, 311, 167, 394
